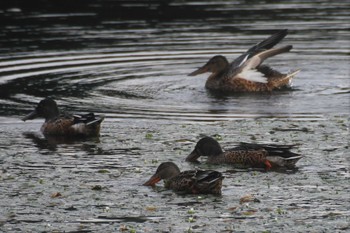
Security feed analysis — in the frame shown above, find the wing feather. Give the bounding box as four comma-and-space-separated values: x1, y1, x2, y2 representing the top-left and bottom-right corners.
238, 69, 268, 83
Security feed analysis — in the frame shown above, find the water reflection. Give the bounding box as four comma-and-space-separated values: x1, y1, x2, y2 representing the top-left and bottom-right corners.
22, 131, 102, 151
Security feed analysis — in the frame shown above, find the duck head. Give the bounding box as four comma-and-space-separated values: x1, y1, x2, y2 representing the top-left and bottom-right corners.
22, 98, 59, 122
186, 137, 224, 162
188, 55, 229, 76
143, 162, 181, 186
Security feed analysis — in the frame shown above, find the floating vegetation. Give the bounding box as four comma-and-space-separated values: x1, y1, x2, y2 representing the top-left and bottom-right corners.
91, 185, 103, 191
51, 192, 62, 198
98, 169, 110, 173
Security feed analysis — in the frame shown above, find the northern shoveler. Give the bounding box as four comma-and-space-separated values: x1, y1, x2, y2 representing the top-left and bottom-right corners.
186, 137, 303, 170
188, 29, 300, 92
22, 98, 104, 137
143, 161, 224, 195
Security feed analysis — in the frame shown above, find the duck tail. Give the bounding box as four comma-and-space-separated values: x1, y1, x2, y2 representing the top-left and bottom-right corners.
271, 69, 300, 89
267, 154, 303, 169
265, 145, 303, 168
284, 155, 304, 167
282, 69, 300, 85
196, 170, 224, 195
72, 113, 105, 136
73, 113, 105, 125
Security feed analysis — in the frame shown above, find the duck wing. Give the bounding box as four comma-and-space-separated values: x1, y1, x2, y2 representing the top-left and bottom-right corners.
194, 170, 224, 195
228, 142, 302, 169
237, 142, 301, 159
73, 113, 104, 125
229, 45, 293, 83
230, 29, 288, 69
172, 170, 223, 194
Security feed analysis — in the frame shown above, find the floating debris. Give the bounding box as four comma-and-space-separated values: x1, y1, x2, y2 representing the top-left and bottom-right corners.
91, 185, 103, 191
239, 194, 260, 204
51, 192, 62, 198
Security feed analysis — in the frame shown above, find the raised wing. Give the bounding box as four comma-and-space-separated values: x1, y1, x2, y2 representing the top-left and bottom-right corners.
230, 29, 288, 69
224, 29, 289, 81
231, 45, 293, 83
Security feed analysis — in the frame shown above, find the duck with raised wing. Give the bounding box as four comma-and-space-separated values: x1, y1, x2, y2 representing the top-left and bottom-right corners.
22, 98, 104, 137
143, 162, 224, 195
188, 29, 300, 92
186, 137, 303, 170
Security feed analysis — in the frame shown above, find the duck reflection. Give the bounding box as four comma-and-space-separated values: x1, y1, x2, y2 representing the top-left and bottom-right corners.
23, 131, 101, 151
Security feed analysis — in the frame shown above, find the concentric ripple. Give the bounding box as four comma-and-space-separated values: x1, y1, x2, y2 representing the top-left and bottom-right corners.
0, 1, 349, 122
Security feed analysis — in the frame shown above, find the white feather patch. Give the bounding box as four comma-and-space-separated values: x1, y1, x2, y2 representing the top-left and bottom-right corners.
239, 69, 268, 83
71, 123, 86, 134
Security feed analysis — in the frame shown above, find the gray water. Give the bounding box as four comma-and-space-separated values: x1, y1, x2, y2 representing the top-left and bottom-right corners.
0, 1, 349, 232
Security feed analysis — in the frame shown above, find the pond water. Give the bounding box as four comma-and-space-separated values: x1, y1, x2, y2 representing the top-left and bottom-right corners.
0, 1, 349, 232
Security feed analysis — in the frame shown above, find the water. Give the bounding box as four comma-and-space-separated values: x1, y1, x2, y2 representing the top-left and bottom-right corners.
0, 1, 349, 232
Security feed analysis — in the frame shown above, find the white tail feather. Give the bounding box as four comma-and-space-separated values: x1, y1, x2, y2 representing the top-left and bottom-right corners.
284, 69, 300, 82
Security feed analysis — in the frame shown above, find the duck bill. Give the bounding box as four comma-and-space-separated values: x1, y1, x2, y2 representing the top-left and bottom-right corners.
22, 110, 38, 121
185, 150, 200, 162
188, 65, 209, 76
143, 175, 161, 186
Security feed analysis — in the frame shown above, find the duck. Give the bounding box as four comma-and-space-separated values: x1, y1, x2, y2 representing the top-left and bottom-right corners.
143, 161, 224, 195
186, 137, 303, 170
188, 29, 300, 92
22, 97, 104, 137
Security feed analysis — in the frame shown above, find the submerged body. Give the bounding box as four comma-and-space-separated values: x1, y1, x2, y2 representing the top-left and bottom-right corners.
189, 29, 300, 92
143, 162, 224, 195
22, 98, 104, 137
186, 137, 303, 170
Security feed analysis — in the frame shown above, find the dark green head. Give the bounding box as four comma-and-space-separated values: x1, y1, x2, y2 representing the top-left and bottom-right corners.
186, 137, 224, 162
22, 98, 59, 122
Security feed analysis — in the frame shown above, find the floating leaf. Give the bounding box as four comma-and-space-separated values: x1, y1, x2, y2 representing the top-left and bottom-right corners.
276, 207, 285, 215
239, 194, 260, 204
92, 185, 103, 191
119, 225, 128, 231
151, 159, 158, 164
228, 206, 238, 211
188, 217, 195, 223
98, 169, 110, 174
242, 209, 257, 216
51, 192, 62, 198
134, 168, 141, 173
146, 206, 157, 211
187, 208, 195, 214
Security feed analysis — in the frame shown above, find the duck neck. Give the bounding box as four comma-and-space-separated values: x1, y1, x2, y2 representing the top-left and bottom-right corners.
205, 73, 225, 89
205, 62, 229, 89
44, 108, 60, 122
207, 155, 223, 163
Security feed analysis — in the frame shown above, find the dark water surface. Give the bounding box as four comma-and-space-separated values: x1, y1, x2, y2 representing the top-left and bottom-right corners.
0, 1, 349, 232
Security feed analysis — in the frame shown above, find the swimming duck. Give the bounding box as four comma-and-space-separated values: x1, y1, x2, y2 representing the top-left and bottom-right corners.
186, 137, 303, 170
143, 162, 224, 195
22, 98, 104, 137
188, 29, 300, 92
